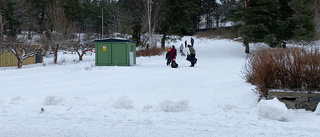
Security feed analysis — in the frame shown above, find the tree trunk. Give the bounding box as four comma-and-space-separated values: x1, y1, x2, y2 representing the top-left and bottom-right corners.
216, 15, 219, 28
244, 38, 250, 53
54, 44, 59, 64
17, 58, 23, 68
245, 43, 249, 53
28, 30, 32, 40
0, 10, 3, 42
282, 41, 286, 48
161, 33, 166, 49
77, 51, 84, 61
79, 54, 83, 61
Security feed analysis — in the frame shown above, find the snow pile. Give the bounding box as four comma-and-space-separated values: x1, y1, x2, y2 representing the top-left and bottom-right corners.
257, 98, 288, 121
11, 96, 22, 101
160, 99, 189, 112
44, 96, 64, 105
113, 96, 133, 109
315, 102, 320, 115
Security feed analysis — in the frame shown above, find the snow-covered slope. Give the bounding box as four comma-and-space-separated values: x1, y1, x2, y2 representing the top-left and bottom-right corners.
0, 37, 319, 137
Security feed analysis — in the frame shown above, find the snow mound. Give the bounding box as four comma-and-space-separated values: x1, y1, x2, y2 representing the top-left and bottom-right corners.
143, 105, 153, 110
160, 100, 189, 112
315, 102, 320, 115
11, 96, 23, 101
113, 96, 133, 109
257, 98, 288, 121
44, 96, 64, 105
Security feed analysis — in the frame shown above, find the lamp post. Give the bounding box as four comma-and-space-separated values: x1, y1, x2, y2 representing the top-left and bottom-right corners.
0, 21, 9, 42
101, 8, 104, 39
148, 0, 153, 47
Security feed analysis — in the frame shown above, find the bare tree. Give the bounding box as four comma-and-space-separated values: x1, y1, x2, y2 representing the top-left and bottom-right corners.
69, 33, 96, 61
109, 2, 126, 36
3, 36, 42, 68
136, 0, 164, 47
0, 0, 42, 68
39, 1, 76, 64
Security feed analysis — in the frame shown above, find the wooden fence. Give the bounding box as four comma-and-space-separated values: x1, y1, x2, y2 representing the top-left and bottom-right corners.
0, 51, 37, 67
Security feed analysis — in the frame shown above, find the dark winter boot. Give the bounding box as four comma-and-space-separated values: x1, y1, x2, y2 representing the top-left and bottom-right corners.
190, 62, 195, 67
167, 59, 171, 66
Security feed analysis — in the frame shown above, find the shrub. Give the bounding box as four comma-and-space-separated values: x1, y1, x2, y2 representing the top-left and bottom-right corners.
136, 46, 164, 57
243, 47, 320, 97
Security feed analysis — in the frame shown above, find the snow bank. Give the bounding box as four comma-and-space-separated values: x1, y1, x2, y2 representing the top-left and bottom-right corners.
160, 100, 189, 112
257, 98, 288, 121
315, 102, 320, 115
113, 96, 133, 109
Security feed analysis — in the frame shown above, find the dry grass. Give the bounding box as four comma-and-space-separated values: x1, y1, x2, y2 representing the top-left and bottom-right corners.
243, 47, 320, 97
136, 46, 165, 57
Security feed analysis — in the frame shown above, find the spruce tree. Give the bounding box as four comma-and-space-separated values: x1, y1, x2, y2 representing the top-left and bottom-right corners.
226, 0, 296, 53
290, 0, 316, 41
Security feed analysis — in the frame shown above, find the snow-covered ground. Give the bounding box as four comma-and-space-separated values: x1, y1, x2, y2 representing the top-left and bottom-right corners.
0, 37, 320, 137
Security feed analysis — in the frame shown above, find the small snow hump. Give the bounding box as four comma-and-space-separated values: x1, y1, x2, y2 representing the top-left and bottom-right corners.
113, 96, 134, 109
257, 98, 288, 121
44, 96, 63, 106
160, 100, 189, 112
315, 102, 320, 115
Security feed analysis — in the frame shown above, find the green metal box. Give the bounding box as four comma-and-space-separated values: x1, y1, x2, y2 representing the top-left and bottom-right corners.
95, 39, 136, 66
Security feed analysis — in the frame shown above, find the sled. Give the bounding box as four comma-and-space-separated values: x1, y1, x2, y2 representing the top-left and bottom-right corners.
171, 61, 178, 68
186, 55, 197, 64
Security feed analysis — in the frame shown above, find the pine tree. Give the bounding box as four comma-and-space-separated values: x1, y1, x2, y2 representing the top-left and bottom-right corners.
3, 0, 22, 36
226, 0, 296, 53
202, 0, 219, 28
60, 0, 82, 23
290, 0, 316, 41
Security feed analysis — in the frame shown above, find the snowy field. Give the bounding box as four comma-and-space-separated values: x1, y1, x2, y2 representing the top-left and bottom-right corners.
0, 37, 320, 137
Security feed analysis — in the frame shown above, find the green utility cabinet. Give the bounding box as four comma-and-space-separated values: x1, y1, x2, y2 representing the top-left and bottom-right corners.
95, 39, 136, 66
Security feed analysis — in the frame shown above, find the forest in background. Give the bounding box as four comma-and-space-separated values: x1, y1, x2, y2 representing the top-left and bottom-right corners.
0, 0, 237, 46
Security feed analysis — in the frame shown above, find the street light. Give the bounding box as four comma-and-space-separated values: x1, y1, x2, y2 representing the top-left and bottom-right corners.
0, 21, 9, 42
148, 0, 153, 47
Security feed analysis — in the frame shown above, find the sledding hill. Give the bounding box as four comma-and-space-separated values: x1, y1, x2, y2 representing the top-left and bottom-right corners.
0, 37, 319, 137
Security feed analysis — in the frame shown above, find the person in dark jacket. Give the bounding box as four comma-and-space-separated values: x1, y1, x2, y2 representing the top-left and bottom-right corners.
170, 46, 177, 60
191, 37, 194, 47
188, 45, 196, 67
185, 40, 187, 48
166, 48, 171, 65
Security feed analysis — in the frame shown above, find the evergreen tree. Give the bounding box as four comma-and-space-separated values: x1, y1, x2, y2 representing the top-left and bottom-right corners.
3, 0, 21, 36
60, 0, 82, 23
184, 0, 202, 31
202, 0, 219, 28
160, 0, 198, 36
290, 0, 316, 41
118, 0, 141, 45
81, 0, 98, 32
226, 0, 296, 53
